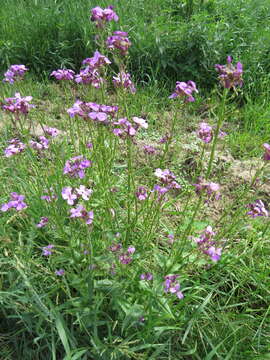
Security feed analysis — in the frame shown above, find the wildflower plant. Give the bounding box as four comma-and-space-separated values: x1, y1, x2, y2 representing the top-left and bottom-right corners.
0, 4, 270, 360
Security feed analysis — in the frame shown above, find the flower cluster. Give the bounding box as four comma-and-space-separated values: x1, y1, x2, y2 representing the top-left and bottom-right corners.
197, 122, 213, 143
135, 186, 148, 201
263, 143, 270, 161
215, 56, 243, 89
169, 81, 198, 102
62, 185, 93, 205
70, 205, 94, 225
67, 100, 118, 123
63, 155, 92, 178
3, 64, 28, 84
4, 138, 26, 157
44, 126, 60, 137
2, 92, 35, 114
36, 217, 49, 228
119, 246, 136, 265
90, 5, 118, 27
140, 272, 153, 281
1, 192, 27, 212
29, 136, 49, 151
194, 226, 222, 262
107, 31, 131, 56
143, 145, 157, 155
193, 178, 221, 201
42, 244, 54, 256
75, 67, 103, 88
113, 117, 148, 138
50, 69, 75, 81
113, 71, 136, 93
164, 275, 184, 300
82, 51, 111, 69
154, 169, 181, 190
41, 188, 57, 202
247, 200, 268, 218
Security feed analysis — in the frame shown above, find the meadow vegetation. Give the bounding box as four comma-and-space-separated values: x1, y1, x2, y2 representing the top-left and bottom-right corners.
0, 1, 270, 359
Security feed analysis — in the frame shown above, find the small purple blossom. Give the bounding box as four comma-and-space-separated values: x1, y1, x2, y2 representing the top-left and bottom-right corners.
197, 122, 213, 143
50, 69, 75, 81
4, 138, 26, 157
63, 155, 92, 178
3, 65, 28, 84
247, 200, 268, 218
194, 226, 222, 262
135, 186, 148, 201
263, 143, 270, 161
127, 246, 136, 254
29, 136, 49, 151
42, 244, 54, 256
140, 273, 153, 281
41, 188, 57, 202
1, 192, 27, 212
44, 127, 60, 137
113, 71, 136, 93
215, 56, 243, 89
55, 269, 65, 276
143, 145, 157, 155
154, 168, 181, 189
106, 31, 131, 56
193, 178, 221, 201
164, 275, 184, 300
67, 101, 118, 122
2, 92, 35, 114
36, 217, 49, 228
70, 205, 94, 225
90, 6, 119, 27
62, 187, 78, 205
169, 81, 198, 102
82, 51, 111, 69
75, 67, 104, 88
109, 242, 122, 252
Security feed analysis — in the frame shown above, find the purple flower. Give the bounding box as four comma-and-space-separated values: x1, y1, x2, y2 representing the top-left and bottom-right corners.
70, 205, 94, 225
197, 122, 213, 143
29, 136, 49, 151
109, 242, 122, 252
2, 92, 35, 114
143, 145, 157, 155
75, 185, 93, 200
169, 81, 198, 102
140, 273, 153, 281
164, 275, 184, 300
119, 253, 132, 265
263, 143, 270, 161
4, 138, 26, 157
135, 186, 148, 201
67, 101, 118, 122
193, 226, 222, 262
86, 142, 93, 149
1, 192, 27, 212
215, 56, 243, 89
3, 65, 28, 84
159, 134, 170, 144
55, 269, 65, 276
44, 126, 60, 137
41, 188, 57, 202
62, 187, 78, 205
36, 217, 49, 228
50, 69, 75, 81
154, 168, 181, 189
167, 233, 175, 245
82, 51, 111, 69
63, 155, 92, 178
75, 67, 104, 88
113, 71, 136, 93
90, 6, 119, 27
193, 178, 221, 201
42, 244, 54, 256
127, 246, 136, 254
247, 200, 268, 218
106, 31, 131, 56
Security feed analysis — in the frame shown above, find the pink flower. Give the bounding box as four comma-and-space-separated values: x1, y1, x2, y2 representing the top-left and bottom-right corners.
169, 81, 198, 102
263, 143, 270, 161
